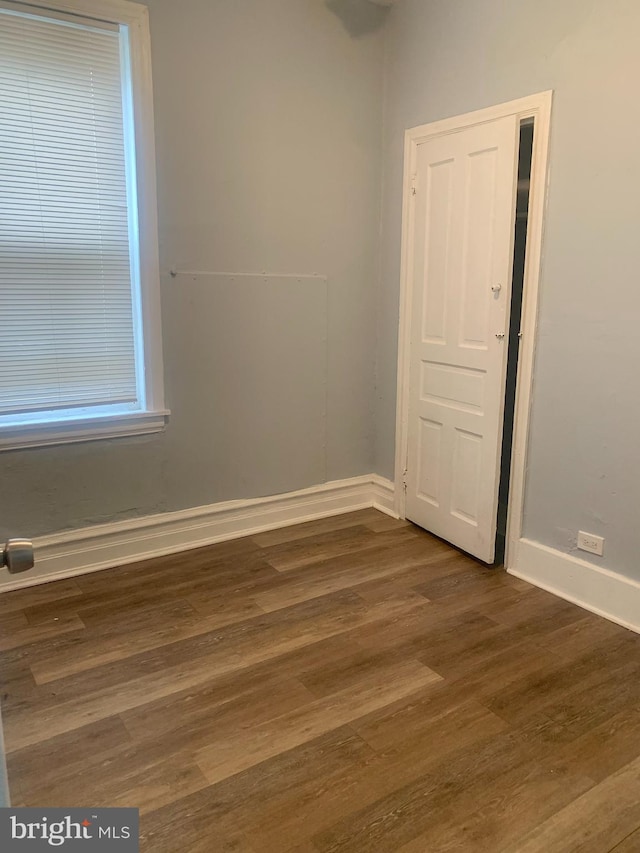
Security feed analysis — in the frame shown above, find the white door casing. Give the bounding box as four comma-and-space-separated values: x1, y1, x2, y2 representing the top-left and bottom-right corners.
405, 115, 519, 563
395, 92, 553, 569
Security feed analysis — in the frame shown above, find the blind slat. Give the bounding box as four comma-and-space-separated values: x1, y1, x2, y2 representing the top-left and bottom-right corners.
0, 6, 140, 417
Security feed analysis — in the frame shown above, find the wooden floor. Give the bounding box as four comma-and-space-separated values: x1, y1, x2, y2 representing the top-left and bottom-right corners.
2, 510, 640, 852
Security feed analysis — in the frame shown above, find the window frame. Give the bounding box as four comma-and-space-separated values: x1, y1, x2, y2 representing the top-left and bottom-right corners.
0, 0, 168, 451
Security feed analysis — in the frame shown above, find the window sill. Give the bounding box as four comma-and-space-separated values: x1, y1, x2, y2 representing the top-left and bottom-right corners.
0, 410, 170, 452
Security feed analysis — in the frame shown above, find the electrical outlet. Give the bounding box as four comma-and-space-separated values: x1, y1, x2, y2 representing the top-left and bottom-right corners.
577, 531, 604, 556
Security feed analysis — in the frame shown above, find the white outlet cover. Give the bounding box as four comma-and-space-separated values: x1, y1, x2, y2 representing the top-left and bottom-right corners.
577, 531, 605, 556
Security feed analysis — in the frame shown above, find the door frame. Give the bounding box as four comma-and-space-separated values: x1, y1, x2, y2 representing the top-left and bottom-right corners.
394, 90, 553, 568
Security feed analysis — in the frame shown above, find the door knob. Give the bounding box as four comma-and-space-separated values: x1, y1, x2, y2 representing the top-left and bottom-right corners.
2, 539, 34, 574
491, 284, 502, 293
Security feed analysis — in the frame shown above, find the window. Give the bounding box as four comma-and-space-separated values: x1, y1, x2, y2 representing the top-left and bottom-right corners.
0, 0, 166, 450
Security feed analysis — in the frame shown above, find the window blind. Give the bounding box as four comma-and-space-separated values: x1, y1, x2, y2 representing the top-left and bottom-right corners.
0, 6, 139, 418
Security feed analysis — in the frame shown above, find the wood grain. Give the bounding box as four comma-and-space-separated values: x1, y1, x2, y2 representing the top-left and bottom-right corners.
610, 828, 640, 852
2, 509, 640, 852
498, 755, 640, 853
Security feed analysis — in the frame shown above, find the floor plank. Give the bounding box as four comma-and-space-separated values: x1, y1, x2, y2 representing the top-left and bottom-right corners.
195, 658, 440, 785
1, 510, 640, 852
498, 755, 640, 853
244, 700, 509, 852
250, 508, 379, 547
609, 828, 640, 852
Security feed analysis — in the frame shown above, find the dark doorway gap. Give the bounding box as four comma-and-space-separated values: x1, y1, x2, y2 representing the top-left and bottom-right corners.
494, 119, 534, 565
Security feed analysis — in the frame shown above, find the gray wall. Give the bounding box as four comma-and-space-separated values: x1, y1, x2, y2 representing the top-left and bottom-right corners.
376, 0, 640, 579
1, 0, 385, 539
6, 0, 636, 586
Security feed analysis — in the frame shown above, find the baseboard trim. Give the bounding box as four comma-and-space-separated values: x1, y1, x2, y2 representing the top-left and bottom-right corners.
370, 474, 397, 517
510, 538, 640, 635
0, 475, 397, 593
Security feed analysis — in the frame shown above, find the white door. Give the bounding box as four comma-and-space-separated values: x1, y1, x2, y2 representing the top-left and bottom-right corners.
405, 115, 519, 563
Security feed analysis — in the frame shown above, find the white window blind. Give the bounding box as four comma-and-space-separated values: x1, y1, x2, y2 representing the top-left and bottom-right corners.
0, 4, 142, 420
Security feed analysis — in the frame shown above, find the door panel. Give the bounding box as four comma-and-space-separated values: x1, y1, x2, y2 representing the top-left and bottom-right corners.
405, 115, 519, 563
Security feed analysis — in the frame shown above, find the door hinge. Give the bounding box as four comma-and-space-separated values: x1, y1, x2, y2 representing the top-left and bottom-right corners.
402, 468, 408, 494
410, 175, 418, 196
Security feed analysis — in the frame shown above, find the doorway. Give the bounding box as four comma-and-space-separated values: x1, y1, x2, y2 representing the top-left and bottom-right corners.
495, 119, 534, 564
394, 92, 552, 568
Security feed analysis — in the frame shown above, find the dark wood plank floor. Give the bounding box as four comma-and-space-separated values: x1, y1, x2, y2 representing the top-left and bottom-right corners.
2, 509, 640, 852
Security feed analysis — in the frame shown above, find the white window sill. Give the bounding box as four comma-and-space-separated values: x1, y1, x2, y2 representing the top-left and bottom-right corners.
0, 410, 170, 452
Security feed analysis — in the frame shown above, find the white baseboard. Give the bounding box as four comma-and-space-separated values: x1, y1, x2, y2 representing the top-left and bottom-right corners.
0, 475, 397, 593
370, 474, 397, 517
510, 538, 640, 635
